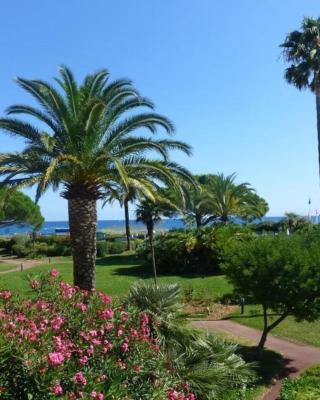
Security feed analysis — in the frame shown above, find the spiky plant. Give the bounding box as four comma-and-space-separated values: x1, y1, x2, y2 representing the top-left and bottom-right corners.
126, 281, 255, 399
0, 66, 193, 291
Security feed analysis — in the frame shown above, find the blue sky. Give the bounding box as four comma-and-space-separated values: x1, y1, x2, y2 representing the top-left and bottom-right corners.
0, 0, 319, 220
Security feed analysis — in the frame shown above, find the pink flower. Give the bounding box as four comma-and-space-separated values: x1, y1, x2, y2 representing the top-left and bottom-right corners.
52, 382, 63, 395
30, 280, 40, 289
78, 355, 88, 366
101, 308, 114, 320
73, 371, 87, 385
50, 268, 59, 277
121, 341, 129, 352
133, 365, 141, 373
117, 328, 124, 336
48, 352, 65, 366
98, 292, 112, 304
0, 291, 12, 300
76, 302, 87, 312
167, 389, 179, 400
91, 391, 104, 400
51, 316, 64, 331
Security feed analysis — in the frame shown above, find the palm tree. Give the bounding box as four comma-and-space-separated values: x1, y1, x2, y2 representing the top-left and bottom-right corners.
135, 198, 167, 284
281, 17, 320, 175
282, 212, 309, 233
183, 173, 267, 225
0, 66, 192, 291
104, 150, 192, 251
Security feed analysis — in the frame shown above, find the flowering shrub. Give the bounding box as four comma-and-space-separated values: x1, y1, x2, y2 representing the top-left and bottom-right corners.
0, 269, 195, 400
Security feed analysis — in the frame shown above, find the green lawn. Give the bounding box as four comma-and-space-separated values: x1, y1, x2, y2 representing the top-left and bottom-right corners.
0, 253, 232, 299
2, 254, 320, 349
229, 305, 320, 348
0, 263, 16, 272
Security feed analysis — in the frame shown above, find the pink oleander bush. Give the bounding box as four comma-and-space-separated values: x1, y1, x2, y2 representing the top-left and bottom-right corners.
0, 269, 195, 400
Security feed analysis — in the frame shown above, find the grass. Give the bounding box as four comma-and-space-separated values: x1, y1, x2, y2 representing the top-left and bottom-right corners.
279, 364, 320, 399
0, 253, 232, 299
2, 253, 320, 349
0, 263, 16, 272
229, 305, 320, 348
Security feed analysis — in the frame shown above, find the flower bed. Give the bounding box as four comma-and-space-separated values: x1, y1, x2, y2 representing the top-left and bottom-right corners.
0, 269, 195, 399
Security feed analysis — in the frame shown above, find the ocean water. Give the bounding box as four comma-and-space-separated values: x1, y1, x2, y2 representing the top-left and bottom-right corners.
0, 219, 186, 236
0, 217, 296, 236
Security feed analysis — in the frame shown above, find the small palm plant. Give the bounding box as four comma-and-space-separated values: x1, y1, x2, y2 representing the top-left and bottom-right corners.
126, 281, 254, 399
0, 66, 193, 290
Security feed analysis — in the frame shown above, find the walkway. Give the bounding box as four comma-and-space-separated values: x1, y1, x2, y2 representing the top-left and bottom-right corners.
192, 320, 320, 400
0, 257, 43, 274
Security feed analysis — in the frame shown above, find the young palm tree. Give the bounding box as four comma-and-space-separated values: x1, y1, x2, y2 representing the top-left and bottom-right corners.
0, 66, 192, 290
281, 17, 320, 175
135, 198, 166, 284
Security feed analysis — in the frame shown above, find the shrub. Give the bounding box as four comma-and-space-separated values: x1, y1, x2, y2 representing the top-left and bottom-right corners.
222, 233, 320, 358
107, 240, 127, 254
0, 271, 196, 399
96, 240, 109, 257
137, 226, 252, 275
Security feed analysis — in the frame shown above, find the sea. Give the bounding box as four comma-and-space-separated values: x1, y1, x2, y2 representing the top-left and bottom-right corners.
0, 216, 308, 236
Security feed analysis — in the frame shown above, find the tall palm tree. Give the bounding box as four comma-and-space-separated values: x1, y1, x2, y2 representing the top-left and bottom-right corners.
0, 66, 192, 291
281, 17, 320, 176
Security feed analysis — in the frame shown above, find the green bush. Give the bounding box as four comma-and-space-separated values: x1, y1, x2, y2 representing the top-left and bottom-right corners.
279, 365, 320, 399
107, 240, 127, 254
97, 240, 109, 257
4, 235, 71, 258
137, 226, 252, 275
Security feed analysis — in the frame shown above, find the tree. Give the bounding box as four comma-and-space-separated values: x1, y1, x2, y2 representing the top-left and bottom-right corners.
135, 198, 172, 284
281, 17, 320, 176
281, 212, 310, 234
223, 234, 320, 359
0, 66, 192, 291
182, 173, 268, 226
0, 188, 44, 230
104, 156, 192, 251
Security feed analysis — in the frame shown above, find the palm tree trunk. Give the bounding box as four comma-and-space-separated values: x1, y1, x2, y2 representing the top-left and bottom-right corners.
124, 196, 131, 251
147, 221, 157, 285
68, 197, 97, 291
195, 212, 202, 228
316, 89, 320, 178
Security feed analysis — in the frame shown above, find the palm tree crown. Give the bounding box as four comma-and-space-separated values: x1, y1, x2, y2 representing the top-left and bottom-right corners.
281, 17, 320, 92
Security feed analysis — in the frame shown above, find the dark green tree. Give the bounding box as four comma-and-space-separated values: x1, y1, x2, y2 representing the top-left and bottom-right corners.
0, 67, 192, 290
281, 17, 320, 175
223, 234, 320, 358
0, 188, 44, 230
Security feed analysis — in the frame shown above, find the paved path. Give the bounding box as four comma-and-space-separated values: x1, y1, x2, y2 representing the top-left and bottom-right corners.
192, 320, 320, 400
0, 257, 43, 274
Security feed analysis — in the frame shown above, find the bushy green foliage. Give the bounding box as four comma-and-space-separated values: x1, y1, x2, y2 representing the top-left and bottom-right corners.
96, 240, 109, 257
126, 281, 255, 400
222, 232, 320, 355
279, 365, 320, 399
4, 235, 72, 258
0, 188, 44, 230
137, 226, 253, 275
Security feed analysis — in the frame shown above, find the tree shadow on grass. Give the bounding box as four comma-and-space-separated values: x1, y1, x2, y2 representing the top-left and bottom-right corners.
237, 345, 292, 387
